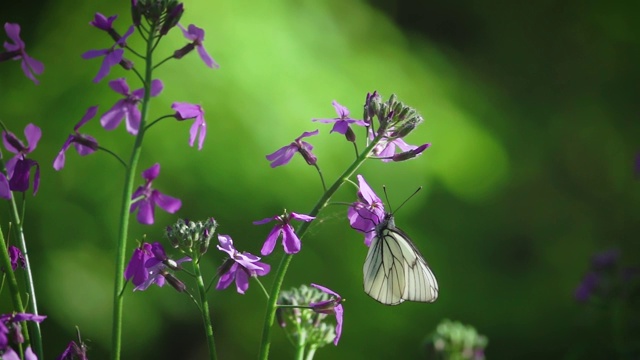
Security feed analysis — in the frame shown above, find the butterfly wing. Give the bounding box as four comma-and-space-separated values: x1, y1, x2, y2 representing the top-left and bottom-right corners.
363, 217, 438, 305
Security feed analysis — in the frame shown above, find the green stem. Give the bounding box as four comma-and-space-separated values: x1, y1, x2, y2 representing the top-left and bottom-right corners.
0, 225, 26, 321
305, 346, 317, 360
8, 195, 41, 358
257, 134, 383, 360
110, 22, 157, 360
193, 257, 218, 360
294, 330, 306, 360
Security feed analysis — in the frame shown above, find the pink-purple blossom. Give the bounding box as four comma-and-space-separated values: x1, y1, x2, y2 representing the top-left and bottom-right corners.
348, 175, 385, 247
265, 130, 319, 168
216, 234, 270, 294
309, 283, 344, 345
1, 23, 44, 84
0, 312, 46, 358
101, 78, 163, 135
2, 123, 41, 195
371, 129, 428, 162
172, 102, 207, 150
125, 242, 190, 291
82, 23, 134, 83
130, 163, 181, 225
175, 24, 219, 68
313, 100, 367, 136
54, 106, 100, 171
253, 211, 315, 255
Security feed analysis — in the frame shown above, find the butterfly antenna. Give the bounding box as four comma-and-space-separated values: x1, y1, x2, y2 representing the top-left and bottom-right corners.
383, 185, 422, 214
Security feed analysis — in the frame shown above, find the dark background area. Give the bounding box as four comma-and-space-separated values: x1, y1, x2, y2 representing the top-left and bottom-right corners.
1, 0, 639, 359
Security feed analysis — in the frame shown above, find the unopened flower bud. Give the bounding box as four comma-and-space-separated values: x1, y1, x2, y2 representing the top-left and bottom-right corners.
164, 272, 187, 292
299, 147, 317, 166
120, 58, 134, 70
173, 43, 195, 59
392, 143, 430, 162
160, 2, 184, 35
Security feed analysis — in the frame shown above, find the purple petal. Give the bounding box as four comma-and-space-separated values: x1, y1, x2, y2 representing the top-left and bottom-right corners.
253, 261, 271, 276
81, 48, 109, 59
91, 13, 118, 31
265, 145, 296, 168
253, 216, 276, 225
149, 79, 164, 96
53, 137, 73, 171
4, 23, 24, 47
330, 121, 349, 135
24, 123, 41, 151
310, 283, 340, 298
331, 100, 349, 118
124, 104, 141, 135
189, 115, 206, 150
333, 305, 343, 345
281, 224, 301, 254
108, 78, 130, 95
217, 234, 235, 254
100, 100, 127, 130
142, 163, 160, 181
260, 225, 282, 256
0, 173, 11, 199
21, 55, 44, 84
154, 192, 182, 213
197, 44, 218, 68
296, 129, 319, 141
216, 264, 236, 290
75, 106, 99, 130
135, 199, 154, 224
235, 268, 250, 294
290, 212, 315, 222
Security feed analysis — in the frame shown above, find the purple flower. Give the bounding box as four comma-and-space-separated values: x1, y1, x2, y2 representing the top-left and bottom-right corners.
348, 175, 385, 246
253, 211, 315, 255
574, 271, 599, 303
591, 248, 620, 271
126, 242, 190, 291
313, 100, 367, 138
130, 163, 182, 225
0, 312, 46, 355
372, 130, 425, 163
266, 130, 319, 168
172, 102, 207, 150
90, 13, 118, 32
1, 23, 44, 84
124, 242, 153, 287
2, 123, 41, 195
8, 246, 25, 271
175, 24, 219, 68
101, 78, 163, 135
310, 283, 344, 345
216, 234, 270, 294
53, 106, 100, 171
57, 340, 87, 360
82, 24, 134, 83
391, 142, 430, 162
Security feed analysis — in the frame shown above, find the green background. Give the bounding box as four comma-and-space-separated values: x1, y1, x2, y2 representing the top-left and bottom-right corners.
1, 0, 638, 359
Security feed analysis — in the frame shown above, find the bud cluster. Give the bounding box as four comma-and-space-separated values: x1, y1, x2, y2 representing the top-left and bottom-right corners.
276, 285, 337, 349
425, 319, 488, 360
131, 0, 184, 34
166, 218, 218, 255
364, 91, 424, 140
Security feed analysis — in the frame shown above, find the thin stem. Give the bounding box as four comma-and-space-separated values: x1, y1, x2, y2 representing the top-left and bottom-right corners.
192, 257, 218, 360
97, 146, 128, 169
110, 21, 157, 360
144, 115, 175, 131
257, 132, 384, 360
305, 346, 317, 360
0, 226, 26, 333
312, 163, 327, 192
253, 276, 270, 300
8, 195, 41, 358
294, 330, 306, 360
153, 55, 174, 69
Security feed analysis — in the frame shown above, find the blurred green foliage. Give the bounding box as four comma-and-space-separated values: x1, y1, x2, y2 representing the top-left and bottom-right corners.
1, 0, 639, 359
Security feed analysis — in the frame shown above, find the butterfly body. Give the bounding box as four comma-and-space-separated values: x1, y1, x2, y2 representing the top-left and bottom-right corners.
363, 213, 439, 305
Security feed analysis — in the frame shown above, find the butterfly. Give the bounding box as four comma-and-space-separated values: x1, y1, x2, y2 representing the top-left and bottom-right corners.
362, 211, 439, 305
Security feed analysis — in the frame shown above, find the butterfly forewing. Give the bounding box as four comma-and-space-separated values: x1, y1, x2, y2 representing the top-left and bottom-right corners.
363, 213, 439, 305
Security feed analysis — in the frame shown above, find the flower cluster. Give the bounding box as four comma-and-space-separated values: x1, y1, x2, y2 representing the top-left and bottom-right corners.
0, 312, 46, 359
124, 242, 191, 292
425, 319, 488, 360
277, 284, 344, 348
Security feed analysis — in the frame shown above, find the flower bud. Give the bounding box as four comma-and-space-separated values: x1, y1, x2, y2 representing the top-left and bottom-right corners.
160, 2, 184, 35
392, 143, 430, 162
166, 218, 218, 255
173, 43, 195, 60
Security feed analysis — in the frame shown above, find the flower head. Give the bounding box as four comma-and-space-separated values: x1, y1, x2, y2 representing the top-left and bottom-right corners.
313, 100, 367, 141
174, 24, 219, 69
125, 242, 190, 291
130, 163, 182, 225
8, 246, 25, 271
101, 78, 163, 135
254, 211, 315, 255
216, 234, 270, 294
2, 123, 41, 195
172, 102, 207, 150
166, 218, 218, 255
1, 23, 44, 84
310, 283, 344, 345
54, 106, 100, 171
0, 312, 46, 357
266, 130, 319, 168
348, 175, 385, 246
371, 130, 428, 163
82, 24, 134, 83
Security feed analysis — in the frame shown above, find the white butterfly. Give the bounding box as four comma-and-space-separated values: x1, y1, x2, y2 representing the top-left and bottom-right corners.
363, 212, 439, 305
